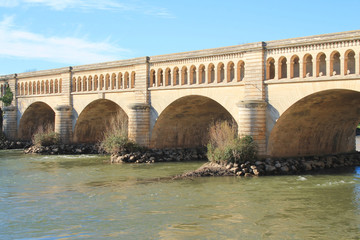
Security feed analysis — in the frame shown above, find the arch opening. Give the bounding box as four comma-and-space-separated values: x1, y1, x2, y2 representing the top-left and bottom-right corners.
266, 58, 275, 80
291, 55, 300, 78
18, 102, 55, 141
268, 89, 360, 157
73, 99, 128, 143
303, 54, 313, 77
316, 53, 326, 77
150, 95, 237, 149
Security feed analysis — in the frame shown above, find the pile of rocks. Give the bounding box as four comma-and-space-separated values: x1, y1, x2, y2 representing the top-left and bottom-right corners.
24, 144, 100, 155
110, 148, 207, 163
0, 133, 29, 150
176, 152, 360, 178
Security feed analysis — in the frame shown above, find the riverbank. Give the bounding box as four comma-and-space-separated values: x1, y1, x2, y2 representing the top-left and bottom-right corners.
24, 144, 99, 154
22, 141, 360, 178
0, 133, 29, 150
175, 152, 360, 178
110, 148, 207, 163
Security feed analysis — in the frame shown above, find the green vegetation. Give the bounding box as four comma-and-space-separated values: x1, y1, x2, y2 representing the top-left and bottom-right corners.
32, 127, 59, 146
206, 121, 257, 164
99, 116, 143, 155
0, 84, 13, 106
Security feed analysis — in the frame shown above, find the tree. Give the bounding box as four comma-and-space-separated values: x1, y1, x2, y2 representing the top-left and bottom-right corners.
0, 84, 13, 106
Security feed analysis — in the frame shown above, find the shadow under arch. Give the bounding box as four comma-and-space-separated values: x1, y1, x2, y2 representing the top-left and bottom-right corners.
73, 99, 128, 143
18, 102, 55, 141
150, 95, 236, 149
268, 89, 360, 157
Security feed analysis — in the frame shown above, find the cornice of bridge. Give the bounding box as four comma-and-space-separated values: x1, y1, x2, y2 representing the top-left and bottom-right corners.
265, 30, 360, 50
15, 67, 71, 79
71, 56, 149, 72
149, 42, 265, 64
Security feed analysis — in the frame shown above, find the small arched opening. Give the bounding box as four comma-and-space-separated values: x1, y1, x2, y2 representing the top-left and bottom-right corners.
345, 50, 355, 75
266, 58, 275, 80
330, 51, 341, 76
290, 55, 300, 78
181, 66, 188, 85
316, 53, 326, 77
303, 54, 313, 77
279, 57, 287, 79
237, 61, 245, 81
208, 64, 215, 83
217, 63, 225, 83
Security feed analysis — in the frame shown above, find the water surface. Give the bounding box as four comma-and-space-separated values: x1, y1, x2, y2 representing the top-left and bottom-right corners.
0, 150, 359, 239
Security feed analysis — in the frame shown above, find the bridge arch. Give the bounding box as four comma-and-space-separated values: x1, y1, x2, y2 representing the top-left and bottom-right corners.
73, 99, 128, 143
150, 95, 237, 149
268, 89, 360, 157
18, 102, 55, 141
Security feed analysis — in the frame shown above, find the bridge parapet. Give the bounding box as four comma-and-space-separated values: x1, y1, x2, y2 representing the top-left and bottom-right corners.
264, 30, 360, 83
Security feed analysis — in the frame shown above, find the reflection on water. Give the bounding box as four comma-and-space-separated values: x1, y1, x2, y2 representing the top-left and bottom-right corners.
0, 150, 359, 239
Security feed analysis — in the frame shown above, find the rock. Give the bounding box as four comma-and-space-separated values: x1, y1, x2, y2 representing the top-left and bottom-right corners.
275, 163, 282, 168
236, 171, 244, 176
253, 169, 260, 176
244, 173, 253, 177
302, 162, 312, 171
280, 166, 289, 173
226, 163, 233, 169
265, 165, 276, 173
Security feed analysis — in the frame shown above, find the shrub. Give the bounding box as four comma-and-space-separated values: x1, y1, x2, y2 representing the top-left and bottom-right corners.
32, 127, 59, 146
100, 129, 140, 154
206, 121, 257, 164
99, 114, 144, 154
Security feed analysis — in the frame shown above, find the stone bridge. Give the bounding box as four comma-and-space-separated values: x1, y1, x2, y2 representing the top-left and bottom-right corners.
1, 30, 360, 157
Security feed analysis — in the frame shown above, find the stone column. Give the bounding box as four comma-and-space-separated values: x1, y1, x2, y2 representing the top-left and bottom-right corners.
299, 60, 303, 78
3, 105, 17, 140
340, 57, 345, 76
128, 103, 150, 147
274, 59, 279, 80
326, 57, 331, 77
286, 60, 291, 79
237, 100, 267, 156
355, 53, 359, 75
55, 105, 72, 144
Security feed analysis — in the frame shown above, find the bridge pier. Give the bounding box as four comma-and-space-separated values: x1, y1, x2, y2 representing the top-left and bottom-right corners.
2, 106, 17, 140
237, 100, 267, 156
128, 103, 150, 147
55, 105, 72, 144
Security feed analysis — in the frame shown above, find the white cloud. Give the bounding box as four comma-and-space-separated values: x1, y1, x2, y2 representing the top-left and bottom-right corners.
23, 0, 130, 11
0, 16, 130, 65
1, 0, 174, 18
0, 0, 19, 7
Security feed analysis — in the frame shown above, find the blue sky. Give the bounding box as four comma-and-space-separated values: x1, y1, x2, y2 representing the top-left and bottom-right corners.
0, 0, 359, 75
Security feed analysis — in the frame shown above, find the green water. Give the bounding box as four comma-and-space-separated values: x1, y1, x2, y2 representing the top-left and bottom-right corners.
0, 150, 359, 240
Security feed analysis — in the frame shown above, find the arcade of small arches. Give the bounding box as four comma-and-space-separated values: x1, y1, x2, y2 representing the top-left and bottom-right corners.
150, 61, 245, 87
16, 79, 62, 96
266, 49, 358, 80
71, 71, 136, 93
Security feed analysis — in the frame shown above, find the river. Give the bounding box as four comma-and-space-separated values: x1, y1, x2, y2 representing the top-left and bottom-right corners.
0, 150, 359, 239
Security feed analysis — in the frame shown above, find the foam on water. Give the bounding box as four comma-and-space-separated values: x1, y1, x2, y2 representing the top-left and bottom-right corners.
296, 176, 307, 181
